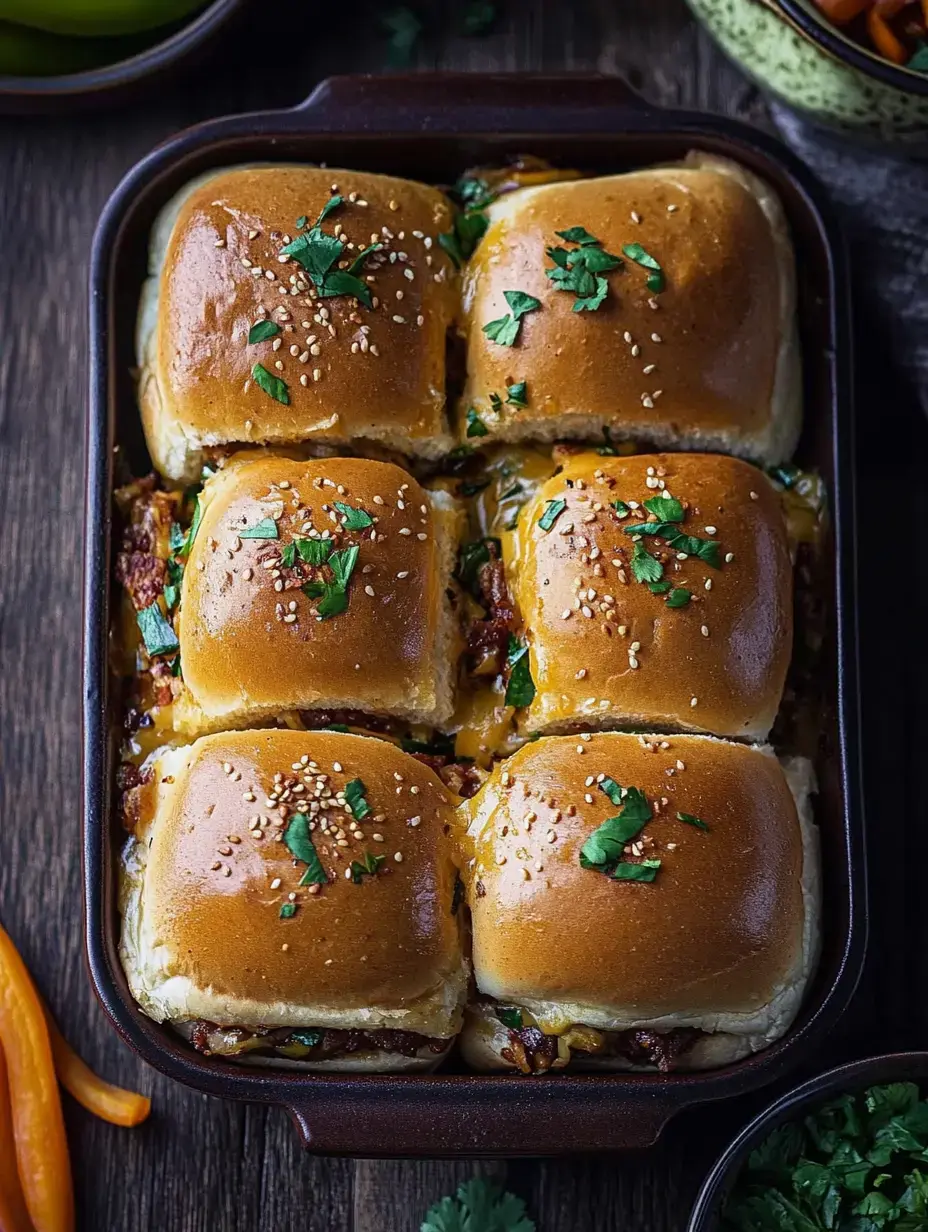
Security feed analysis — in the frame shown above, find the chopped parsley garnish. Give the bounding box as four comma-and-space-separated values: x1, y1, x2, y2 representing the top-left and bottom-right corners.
438, 206, 490, 268
496, 1006, 523, 1030
505, 381, 528, 408
624, 518, 721, 568
168, 653, 182, 678
545, 228, 623, 312
401, 734, 457, 758
537, 498, 566, 533
504, 635, 536, 708
612, 859, 661, 882
580, 786, 652, 869
631, 541, 663, 584
136, 603, 178, 658
665, 587, 692, 608
422, 1178, 534, 1232
302, 543, 360, 620
482, 290, 541, 347
334, 501, 373, 530
280, 543, 296, 568
283, 813, 327, 886
239, 517, 279, 539
456, 537, 500, 591
329, 544, 359, 587
247, 319, 280, 345
724, 1082, 928, 1232
647, 580, 671, 594
251, 362, 290, 406
466, 408, 489, 438
598, 777, 624, 805
643, 494, 684, 522
349, 850, 386, 883
677, 811, 709, 831
278, 195, 377, 308
296, 538, 332, 566
163, 557, 184, 611
622, 242, 665, 293
171, 496, 203, 560
344, 777, 372, 820
612, 499, 631, 518
489, 392, 503, 411
279, 903, 297, 919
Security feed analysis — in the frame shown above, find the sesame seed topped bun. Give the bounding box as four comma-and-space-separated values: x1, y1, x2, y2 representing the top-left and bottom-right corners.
119, 729, 468, 1069
459, 154, 800, 464
457, 733, 819, 1073
506, 451, 792, 741
173, 453, 463, 734
137, 165, 458, 481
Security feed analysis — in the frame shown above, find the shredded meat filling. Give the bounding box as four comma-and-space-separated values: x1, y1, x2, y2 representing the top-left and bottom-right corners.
503, 1023, 699, 1074
466, 547, 515, 672
188, 1022, 448, 1061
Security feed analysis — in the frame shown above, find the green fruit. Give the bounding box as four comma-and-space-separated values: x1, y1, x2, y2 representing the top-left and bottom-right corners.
0, 0, 206, 39
0, 18, 147, 74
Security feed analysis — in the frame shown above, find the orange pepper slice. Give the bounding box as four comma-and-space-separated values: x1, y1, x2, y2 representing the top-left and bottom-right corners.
867, 6, 909, 61
43, 1010, 150, 1129
0, 926, 72, 1232
0, 1044, 33, 1232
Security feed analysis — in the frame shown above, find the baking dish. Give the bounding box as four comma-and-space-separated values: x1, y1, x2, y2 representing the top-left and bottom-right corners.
84, 72, 866, 1156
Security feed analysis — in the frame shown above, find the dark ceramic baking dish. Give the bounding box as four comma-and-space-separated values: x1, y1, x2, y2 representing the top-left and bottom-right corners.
688, 1052, 928, 1229
84, 73, 866, 1156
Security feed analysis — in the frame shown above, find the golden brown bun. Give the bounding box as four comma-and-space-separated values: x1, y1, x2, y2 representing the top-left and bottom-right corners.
137, 166, 458, 479
459, 155, 800, 464
508, 451, 792, 740
119, 730, 468, 1046
175, 453, 462, 731
458, 735, 818, 1064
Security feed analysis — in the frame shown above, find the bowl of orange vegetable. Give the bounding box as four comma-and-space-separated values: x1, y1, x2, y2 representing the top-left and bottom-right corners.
687, 0, 928, 142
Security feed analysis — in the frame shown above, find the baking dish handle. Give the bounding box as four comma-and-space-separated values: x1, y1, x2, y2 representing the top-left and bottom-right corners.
284, 1083, 682, 1155
293, 73, 656, 132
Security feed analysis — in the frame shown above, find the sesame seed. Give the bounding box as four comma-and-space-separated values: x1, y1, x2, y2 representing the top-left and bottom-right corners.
313, 369, 322, 381
749, 491, 759, 501
651, 333, 662, 343
690, 696, 698, 707
394, 852, 404, 863
243, 791, 256, 802
725, 552, 734, 563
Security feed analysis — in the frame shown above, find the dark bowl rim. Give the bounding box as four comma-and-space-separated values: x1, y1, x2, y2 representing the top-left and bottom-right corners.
687, 1050, 928, 1229
778, 0, 928, 97
0, 0, 247, 100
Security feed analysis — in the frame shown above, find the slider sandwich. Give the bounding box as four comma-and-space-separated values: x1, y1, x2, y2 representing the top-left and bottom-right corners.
120, 453, 463, 734
120, 730, 468, 1069
137, 166, 458, 480
505, 450, 792, 741
460, 154, 800, 464
459, 732, 818, 1073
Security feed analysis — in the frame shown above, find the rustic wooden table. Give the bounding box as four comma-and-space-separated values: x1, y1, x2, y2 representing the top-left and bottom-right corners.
1, 0, 925, 1227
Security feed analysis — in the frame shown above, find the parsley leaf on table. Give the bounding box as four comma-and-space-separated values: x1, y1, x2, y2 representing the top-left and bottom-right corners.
421, 1178, 534, 1232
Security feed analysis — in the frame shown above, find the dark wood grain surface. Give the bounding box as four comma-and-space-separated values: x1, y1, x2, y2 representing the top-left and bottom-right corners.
0, 0, 925, 1228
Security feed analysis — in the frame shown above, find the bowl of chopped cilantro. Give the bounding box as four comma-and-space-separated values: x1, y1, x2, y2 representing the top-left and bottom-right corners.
688, 1053, 928, 1230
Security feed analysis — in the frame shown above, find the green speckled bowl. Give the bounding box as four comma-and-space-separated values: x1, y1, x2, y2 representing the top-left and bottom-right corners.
688, 0, 928, 143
